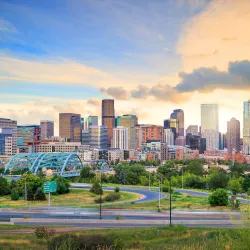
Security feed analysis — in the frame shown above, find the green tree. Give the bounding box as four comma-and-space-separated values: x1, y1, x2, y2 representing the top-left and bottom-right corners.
0, 177, 11, 195
34, 187, 46, 201
228, 178, 242, 195
157, 161, 178, 178
90, 181, 103, 195
140, 176, 148, 186
208, 189, 229, 206
208, 169, 229, 190
80, 166, 94, 180
229, 162, 244, 177
52, 176, 70, 194
183, 160, 204, 176
243, 175, 250, 192
11, 188, 19, 201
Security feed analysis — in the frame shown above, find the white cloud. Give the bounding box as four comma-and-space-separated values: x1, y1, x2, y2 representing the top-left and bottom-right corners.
177, 0, 250, 72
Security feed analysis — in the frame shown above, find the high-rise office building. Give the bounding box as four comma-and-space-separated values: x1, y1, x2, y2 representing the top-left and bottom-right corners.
243, 100, 250, 155
0, 118, 17, 155
140, 124, 164, 143
112, 126, 128, 150
186, 125, 199, 136
164, 119, 178, 141
136, 126, 143, 148
84, 116, 98, 129
116, 114, 137, 149
201, 104, 219, 150
102, 99, 115, 148
175, 136, 186, 146
59, 113, 81, 142
89, 125, 107, 149
0, 128, 13, 156
81, 129, 90, 145
40, 120, 54, 139
170, 109, 184, 136
17, 125, 41, 153
227, 117, 241, 154
164, 129, 174, 145
219, 132, 226, 150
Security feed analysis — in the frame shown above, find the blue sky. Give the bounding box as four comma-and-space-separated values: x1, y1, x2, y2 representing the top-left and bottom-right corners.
0, 0, 250, 133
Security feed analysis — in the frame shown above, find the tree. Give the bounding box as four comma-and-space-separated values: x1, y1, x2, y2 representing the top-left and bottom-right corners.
90, 181, 103, 195
229, 162, 244, 177
0, 177, 10, 195
140, 176, 148, 186
157, 161, 179, 178
53, 176, 70, 194
208, 169, 229, 190
114, 186, 120, 193
34, 187, 46, 201
11, 188, 19, 201
243, 175, 250, 192
228, 178, 242, 195
80, 166, 95, 180
183, 160, 204, 176
208, 189, 229, 206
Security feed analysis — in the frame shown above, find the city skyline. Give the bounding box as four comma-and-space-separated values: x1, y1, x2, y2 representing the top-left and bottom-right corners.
1, 0, 250, 134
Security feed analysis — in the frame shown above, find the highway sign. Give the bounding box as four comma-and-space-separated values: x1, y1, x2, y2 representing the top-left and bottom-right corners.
43, 181, 57, 193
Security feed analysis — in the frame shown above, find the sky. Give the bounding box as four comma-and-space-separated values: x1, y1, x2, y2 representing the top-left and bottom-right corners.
0, 0, 250, 135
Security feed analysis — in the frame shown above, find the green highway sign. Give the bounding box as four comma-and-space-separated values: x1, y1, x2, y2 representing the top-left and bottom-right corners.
43, 181, 57, 193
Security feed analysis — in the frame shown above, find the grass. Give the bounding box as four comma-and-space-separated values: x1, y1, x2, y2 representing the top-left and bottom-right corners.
1, 226, 250, 249
107, 192, 231, 211
0, 189, 141, 208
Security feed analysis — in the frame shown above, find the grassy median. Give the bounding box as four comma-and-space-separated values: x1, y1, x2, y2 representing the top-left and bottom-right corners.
0, 189, 141, 208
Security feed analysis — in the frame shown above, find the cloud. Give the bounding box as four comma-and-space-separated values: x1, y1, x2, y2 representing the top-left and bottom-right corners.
177, 0, 250, 71
100, 87, 128, 100
0, 55, 138, 88
176, 60, 250, 92
0, 19, 17, 33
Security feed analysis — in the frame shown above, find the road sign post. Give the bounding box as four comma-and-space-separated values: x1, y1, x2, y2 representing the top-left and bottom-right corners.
43, 182, 57, 213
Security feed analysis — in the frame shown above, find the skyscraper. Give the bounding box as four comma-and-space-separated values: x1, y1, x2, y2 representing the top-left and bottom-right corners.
136, 126, 143, 148
164, 129, 174, 145
89, 125, 107, 149
0, 118, 17, 155
102, 99, 115, 148
164, 119, 178, 141
84, 116, 98, 129
170, 109, 184, 136
59, 113, 81, 142
116, 114, 137, 149
201, 104, 219, 150
112, 126, 128, 150
40, 120, 54, 139
243, 100, 250, 155
227, 118, 240, 154
186, 125, 199, 136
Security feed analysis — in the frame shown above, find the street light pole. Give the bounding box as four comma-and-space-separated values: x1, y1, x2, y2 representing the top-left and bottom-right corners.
170, 178, 172, 226
25, 177, 27, 207
99, 171, 102, 220
158, 176, 161, 212
149, 171, 151, 191
182, 168, 184, 189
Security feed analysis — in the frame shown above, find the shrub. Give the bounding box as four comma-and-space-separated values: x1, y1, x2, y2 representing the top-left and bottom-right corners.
53, 176, 70, 194
35, 227, 55, 241
34, 187, 46, 201
94, 197, 102, 203
90, 181, 103, 195
162, 186, 174, 193
104, 192, 121, 202
48, 234, 118, 250
208, 189, 229, 206
0, 176, 11, 195
11, 188, 20, 201
248, 188, 250, 196
114, 186, 120, 193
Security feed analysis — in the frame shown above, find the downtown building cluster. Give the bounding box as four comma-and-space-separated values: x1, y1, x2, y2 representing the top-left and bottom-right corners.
1, 99, 250, 165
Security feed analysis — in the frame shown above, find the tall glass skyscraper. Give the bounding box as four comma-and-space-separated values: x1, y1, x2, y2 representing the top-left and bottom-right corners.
40, 120, 54, 139
89, 125, 107, 149
59, 113, 81, 142
201, 104, 219, 150
102, 99, 115, 148
243, 100, 250, 155
170, 109, 184, 136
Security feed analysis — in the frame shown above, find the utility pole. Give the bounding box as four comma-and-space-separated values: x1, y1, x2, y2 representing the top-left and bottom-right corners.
158, 176, 161, 212
148, 171, 151, 191
169, 178, 172, 226
25, 176, 27, 207
99, 171, 102, 219
182, 168, 184, 189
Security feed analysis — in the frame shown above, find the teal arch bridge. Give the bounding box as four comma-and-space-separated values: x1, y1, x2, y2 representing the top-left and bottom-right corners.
4, 152, 84, 177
